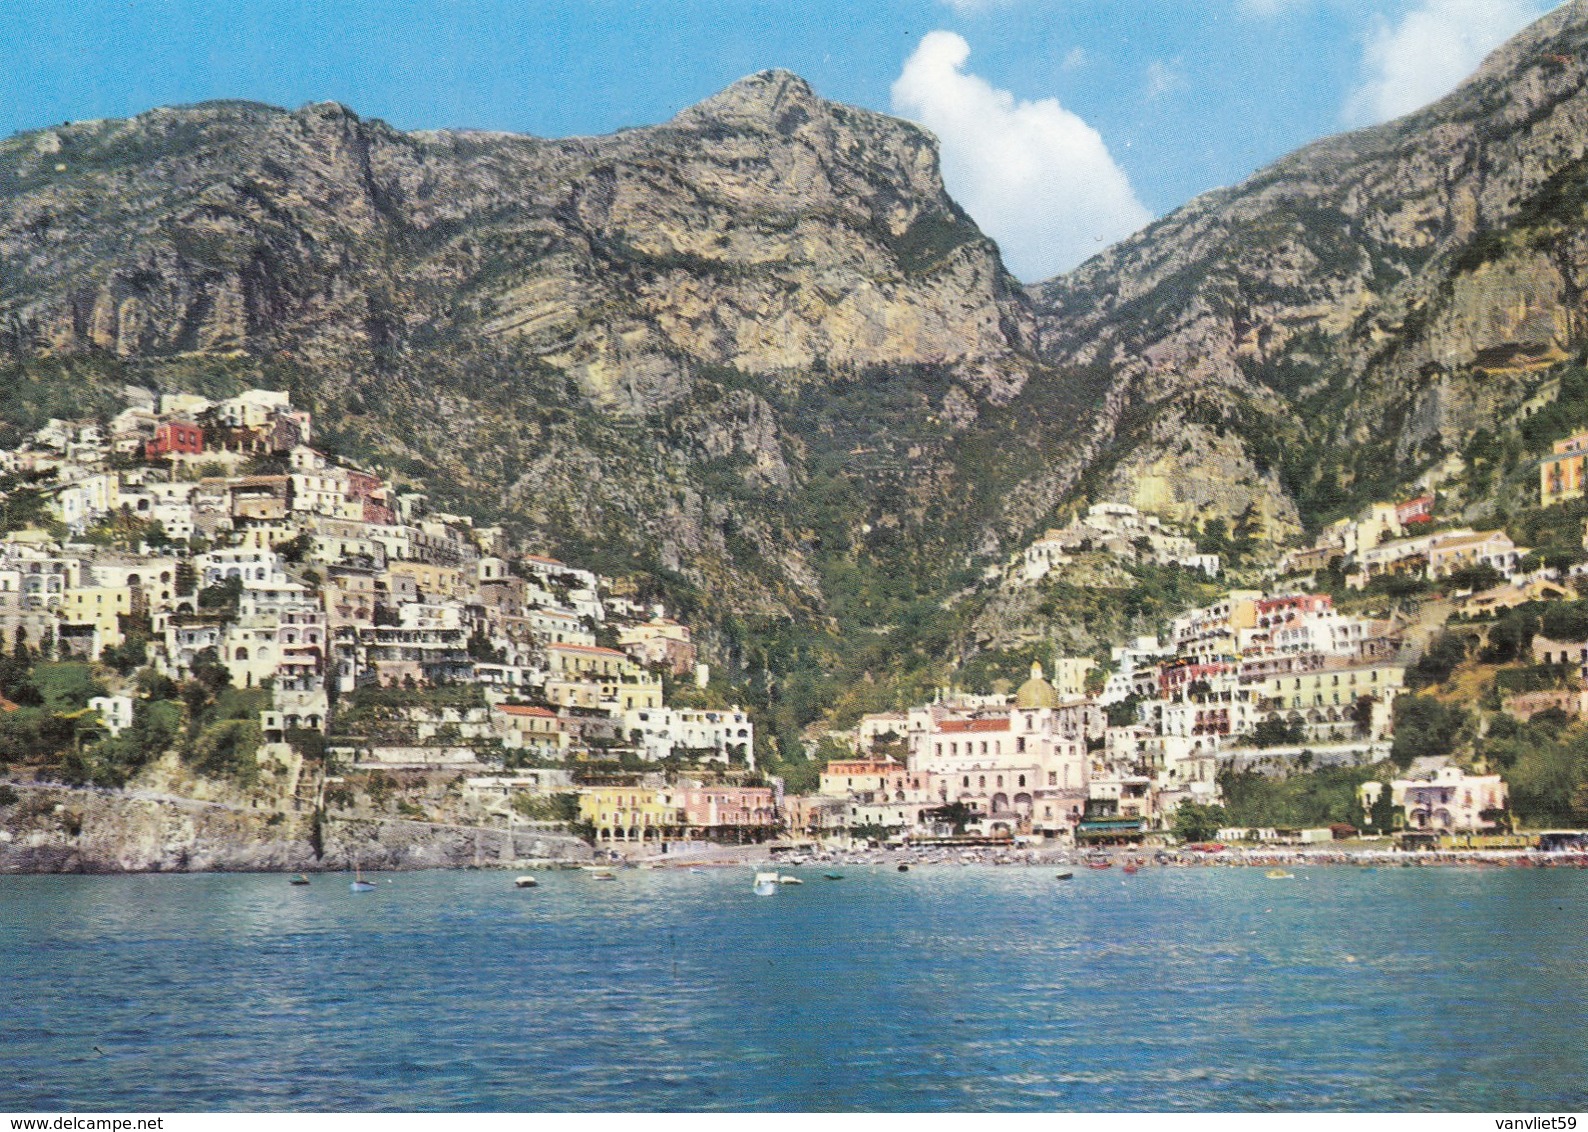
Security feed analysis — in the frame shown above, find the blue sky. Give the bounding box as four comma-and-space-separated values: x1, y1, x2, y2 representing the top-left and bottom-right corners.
0, 0, 1559, 280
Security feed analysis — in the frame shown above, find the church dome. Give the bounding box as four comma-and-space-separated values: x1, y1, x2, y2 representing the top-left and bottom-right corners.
1014, 661, 1059, 709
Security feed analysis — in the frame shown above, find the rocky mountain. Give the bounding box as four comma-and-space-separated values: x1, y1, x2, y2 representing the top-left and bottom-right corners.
0, 71, 1049, 621
8, 3, 1588, 661
1030, 0, 1588, 537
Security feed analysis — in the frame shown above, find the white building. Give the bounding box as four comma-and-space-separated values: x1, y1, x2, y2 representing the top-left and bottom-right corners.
623, 706, 755, 766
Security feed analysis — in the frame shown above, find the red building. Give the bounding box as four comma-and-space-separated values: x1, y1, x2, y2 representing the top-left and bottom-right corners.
344, 469, 396, 526
1396, 494, 1435, 526
145, 420, 203, 460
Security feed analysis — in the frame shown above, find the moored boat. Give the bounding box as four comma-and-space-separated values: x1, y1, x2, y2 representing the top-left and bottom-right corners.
778, 875, 803, 885
1266, 869, 1294, 879
753, 870, 779, 895
1055, 872, 1074, 880
289, 874, 311, 886
514, 875, 539, 888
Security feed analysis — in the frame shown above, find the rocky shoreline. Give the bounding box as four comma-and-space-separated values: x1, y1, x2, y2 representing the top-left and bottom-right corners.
0, 781, 591, 874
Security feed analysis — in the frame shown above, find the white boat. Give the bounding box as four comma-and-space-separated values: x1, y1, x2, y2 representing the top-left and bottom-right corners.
778, 875, 803, 885
514, 875, 539, 888
350, 863, 376, 893
753, 870, 779, 895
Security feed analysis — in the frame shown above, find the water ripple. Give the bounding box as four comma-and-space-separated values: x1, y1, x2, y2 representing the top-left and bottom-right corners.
3, 867, 1587, 1110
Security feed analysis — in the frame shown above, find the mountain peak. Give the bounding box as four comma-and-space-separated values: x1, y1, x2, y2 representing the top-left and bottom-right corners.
674, 69, 822, 133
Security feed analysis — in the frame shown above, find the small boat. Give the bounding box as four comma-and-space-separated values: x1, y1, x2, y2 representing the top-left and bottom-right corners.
754, 871, 779, 895
349, 865, 376, 893
1087, 860, 1112, 870
589, 870, 616, 881
897, 864, 909, 872
778, 875, 803, 885
1122, 863, 1139, 875
823, 873, 844, 881
514, 875, 539, 888
1265, 869, 1294, 879
1055, 872, 1074, 880
289, 874, 311, 886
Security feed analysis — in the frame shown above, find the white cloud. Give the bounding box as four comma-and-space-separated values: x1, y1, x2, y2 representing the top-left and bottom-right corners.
1144, 59, 1186, 100
890, 30, 1152, 281
1343, 0, 1551, 125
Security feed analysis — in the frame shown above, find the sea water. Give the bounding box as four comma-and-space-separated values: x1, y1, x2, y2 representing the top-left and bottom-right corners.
3, 865, 1586, 1111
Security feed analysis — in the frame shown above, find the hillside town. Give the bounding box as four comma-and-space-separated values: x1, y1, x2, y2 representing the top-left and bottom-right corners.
8, 384, 1587, 859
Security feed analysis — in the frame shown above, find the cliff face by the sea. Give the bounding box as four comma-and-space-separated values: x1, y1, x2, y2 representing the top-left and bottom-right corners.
0, 784, 589, 873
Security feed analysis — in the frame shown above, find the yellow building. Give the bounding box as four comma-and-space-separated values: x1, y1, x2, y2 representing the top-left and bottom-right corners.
59, 585, 133, 648
543, 674, 662, 712
1540, 431, 1588, 507
578, 784, 684, 844
1348, 502, 1403, 557
1052, 656, 1097, 698
385, 561, 465, 600
1264, 663, 1406, 711
546, 643, 641, 679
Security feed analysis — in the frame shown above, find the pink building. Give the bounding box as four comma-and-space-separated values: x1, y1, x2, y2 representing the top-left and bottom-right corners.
678, 784, 776, 837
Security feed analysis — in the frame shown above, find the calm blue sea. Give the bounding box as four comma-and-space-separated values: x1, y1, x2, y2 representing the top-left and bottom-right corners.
3, 864, 1586, 1112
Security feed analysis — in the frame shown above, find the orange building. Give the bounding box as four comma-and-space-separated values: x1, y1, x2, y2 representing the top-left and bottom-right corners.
1540, 431, 1588, 506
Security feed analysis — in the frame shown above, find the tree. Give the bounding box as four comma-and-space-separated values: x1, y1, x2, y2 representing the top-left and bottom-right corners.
1368, 783, 1402, 834
1442, 563, 1503, 593
1408, 633, 1466, 689
1252, 718, 1304, 747
1540, 601, 1588, 643
189, 648, 233, 695
272, 533, 312, 564
924, 801, 978, 833
197, 576, 242, 614
1390, 695, 1468, 767
1479, 608, 1539, 664
1105, 695, 1141, 728
1173, 801, 1227, 843
100, 635, 148, 676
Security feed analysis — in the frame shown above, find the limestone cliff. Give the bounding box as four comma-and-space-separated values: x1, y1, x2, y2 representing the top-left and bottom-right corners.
0, 73, 1037, 617
1029, 0, 1588, 531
